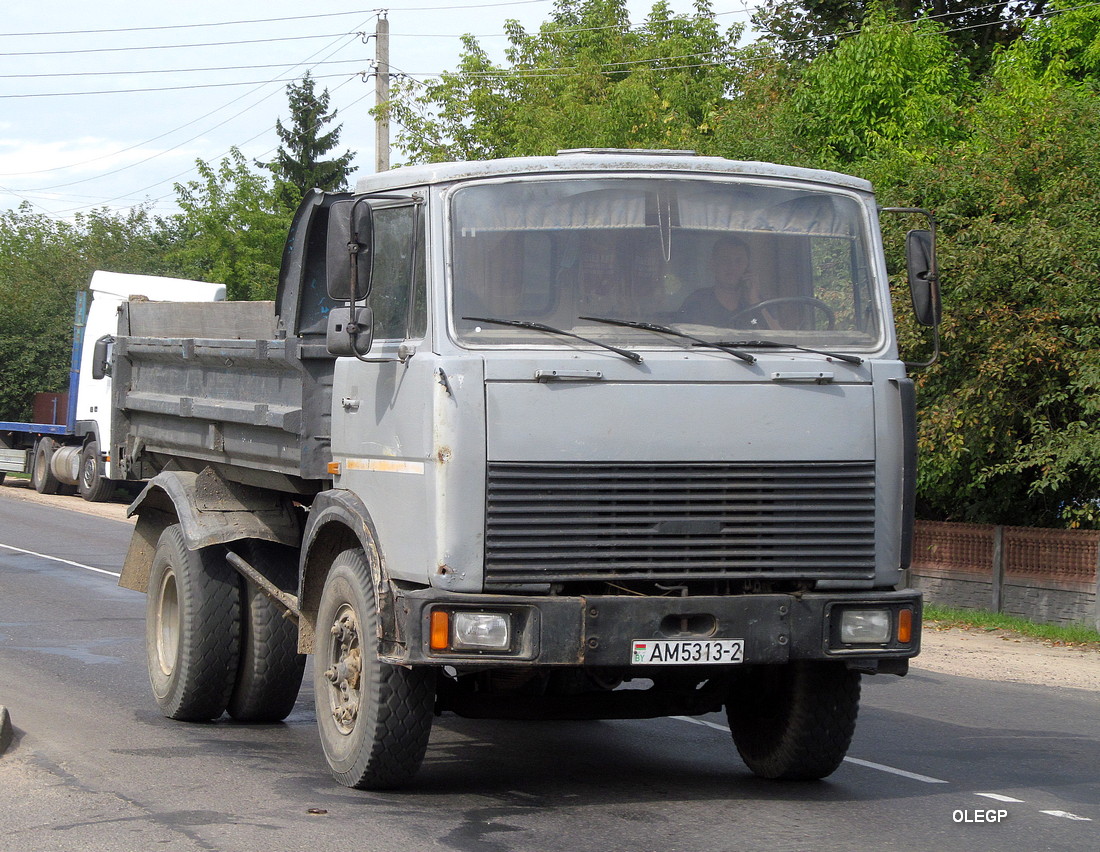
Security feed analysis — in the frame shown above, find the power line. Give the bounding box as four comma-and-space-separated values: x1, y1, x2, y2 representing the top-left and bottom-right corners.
386, 6, 751, 38
47, 85, 376, 217
1, 9, 381, 37
0, 71, 365, 100
0, 58, 369, 81
0, 31, 366, 178
0, 32, 353, 59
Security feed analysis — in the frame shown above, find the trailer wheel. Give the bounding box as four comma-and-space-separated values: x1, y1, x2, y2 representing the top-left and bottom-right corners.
726, 661, 860, 781
146, 524, 240, 721
32, 439, 60, 495
314, 548, 434, 789
227, 541, 305, 723
78, 440, 115, 502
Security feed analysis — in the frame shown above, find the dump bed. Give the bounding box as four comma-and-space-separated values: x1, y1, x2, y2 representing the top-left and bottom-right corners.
111, 299, 333, 493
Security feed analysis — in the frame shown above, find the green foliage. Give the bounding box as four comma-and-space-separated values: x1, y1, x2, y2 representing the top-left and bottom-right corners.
259, 72, 356, 208
788, 10, 971, 164
879, 81, 1100, 527
0, 204, 172, 420
753, 0, 1045, 73
993, 1, 1100, 89
168, 149, 292, 301
388, 0, 741, 162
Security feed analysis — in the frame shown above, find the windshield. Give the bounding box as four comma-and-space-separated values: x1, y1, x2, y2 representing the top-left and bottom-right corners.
449, 177, 882, 351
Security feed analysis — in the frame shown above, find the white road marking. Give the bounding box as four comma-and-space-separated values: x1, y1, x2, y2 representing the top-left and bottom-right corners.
977, 793, 1025, 803
842, 757, 948, 784
671, 715, 728, 733
0, 542, 121, 578
671, 716, 949, 784
1040, 810, 1092, 821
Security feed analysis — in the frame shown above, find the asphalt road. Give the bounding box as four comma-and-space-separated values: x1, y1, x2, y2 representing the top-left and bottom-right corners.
1, 491, 1096, 852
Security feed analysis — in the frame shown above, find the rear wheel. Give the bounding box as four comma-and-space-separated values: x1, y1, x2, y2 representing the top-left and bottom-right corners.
726, 661, 860, 780
78, 440, 115, 502
314, 548, 435, 789
146, 524, 240, 721
227, 540, 305, 723
32, 439, 60, 495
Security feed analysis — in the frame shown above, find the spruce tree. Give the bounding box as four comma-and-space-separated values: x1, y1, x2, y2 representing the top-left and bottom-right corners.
261, 72, 356, 208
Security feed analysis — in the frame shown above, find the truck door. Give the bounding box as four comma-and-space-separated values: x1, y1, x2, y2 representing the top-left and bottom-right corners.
326, 199, 438, 585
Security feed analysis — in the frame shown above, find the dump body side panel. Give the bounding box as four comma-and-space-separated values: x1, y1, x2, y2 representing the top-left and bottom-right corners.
111, 299, 332, 492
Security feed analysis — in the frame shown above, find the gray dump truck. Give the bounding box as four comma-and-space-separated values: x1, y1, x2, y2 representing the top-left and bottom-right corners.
114, 150, 939, 790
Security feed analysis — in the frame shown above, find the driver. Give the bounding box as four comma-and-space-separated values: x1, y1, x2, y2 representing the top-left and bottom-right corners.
679, 235, 775, 329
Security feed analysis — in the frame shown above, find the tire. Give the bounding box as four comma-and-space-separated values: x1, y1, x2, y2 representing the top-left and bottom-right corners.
726, 661, 860, 781
78, 440, 115, 502
314, 548, 435, 789
146, 524, 241, 721
227, 541, 306, 723
32, 439, 60, 495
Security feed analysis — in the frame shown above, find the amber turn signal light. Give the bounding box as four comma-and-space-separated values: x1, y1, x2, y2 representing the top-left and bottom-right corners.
430, 610, 450, 651
897, 608, 913, 644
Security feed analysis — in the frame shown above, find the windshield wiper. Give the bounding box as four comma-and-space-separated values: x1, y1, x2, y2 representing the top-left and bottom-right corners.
712, 339, 863, 365
463, 316, 643, 363
579, 316, 756, 364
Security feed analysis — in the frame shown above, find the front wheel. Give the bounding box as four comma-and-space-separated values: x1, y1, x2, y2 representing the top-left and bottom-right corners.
314, 548, 435, 789
726, 661, 860, 780
78, 440, 115, 502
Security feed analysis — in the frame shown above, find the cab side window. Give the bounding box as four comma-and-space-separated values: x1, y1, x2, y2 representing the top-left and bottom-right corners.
371, 205, 426, 341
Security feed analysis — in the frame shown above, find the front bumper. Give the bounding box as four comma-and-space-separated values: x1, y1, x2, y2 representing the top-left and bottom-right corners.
383, 588, 921, 669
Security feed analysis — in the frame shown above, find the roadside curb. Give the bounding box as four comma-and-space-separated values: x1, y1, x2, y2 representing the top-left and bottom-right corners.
0, 705, 11, 755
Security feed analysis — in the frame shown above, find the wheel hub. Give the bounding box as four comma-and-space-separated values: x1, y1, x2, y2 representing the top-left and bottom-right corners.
325, 609, 362, 733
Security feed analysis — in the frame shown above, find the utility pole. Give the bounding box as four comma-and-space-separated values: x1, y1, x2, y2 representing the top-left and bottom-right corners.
374, 14, 390, 172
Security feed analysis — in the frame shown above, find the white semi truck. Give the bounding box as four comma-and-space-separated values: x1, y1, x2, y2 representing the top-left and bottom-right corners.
110, 151, 939, 790
0, 271, 224, 500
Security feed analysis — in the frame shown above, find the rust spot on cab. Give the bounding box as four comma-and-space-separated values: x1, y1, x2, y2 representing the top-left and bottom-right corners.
437, 447, 452, 463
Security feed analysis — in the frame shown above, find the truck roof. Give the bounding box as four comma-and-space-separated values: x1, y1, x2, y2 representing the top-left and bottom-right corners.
89, 270, 225, 302
354, 149, 874, 195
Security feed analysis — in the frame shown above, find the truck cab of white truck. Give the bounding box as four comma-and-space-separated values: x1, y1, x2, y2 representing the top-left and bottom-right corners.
115, 150, 940, 792
0, 272, 224, 500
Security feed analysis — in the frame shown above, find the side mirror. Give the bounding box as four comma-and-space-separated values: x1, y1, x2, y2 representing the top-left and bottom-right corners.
91, 335, 114, 380
906, 229, 940, 327
326, 306, 375, 357
326, 200, 374, 301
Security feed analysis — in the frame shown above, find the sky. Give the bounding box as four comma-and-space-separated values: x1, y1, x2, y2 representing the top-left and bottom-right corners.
0, 1, 755, 220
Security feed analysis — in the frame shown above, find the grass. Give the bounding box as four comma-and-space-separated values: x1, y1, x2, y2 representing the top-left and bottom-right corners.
924, 603, 1100, 648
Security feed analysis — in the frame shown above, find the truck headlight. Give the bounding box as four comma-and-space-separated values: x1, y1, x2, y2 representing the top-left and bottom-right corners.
838, 609, 891, 644
450, 612, 511, 651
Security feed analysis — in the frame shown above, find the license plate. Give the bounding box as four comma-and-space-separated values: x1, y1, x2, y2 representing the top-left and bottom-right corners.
631, 639, 744, 665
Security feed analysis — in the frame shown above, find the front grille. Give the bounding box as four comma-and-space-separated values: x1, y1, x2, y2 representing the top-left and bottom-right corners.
484, 461, 876, 587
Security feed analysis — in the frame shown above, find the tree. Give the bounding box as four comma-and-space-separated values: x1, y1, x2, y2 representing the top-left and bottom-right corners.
784, 9, 972, 165
259, 71, 356, 208
870, 64, 1100, 528
388, 0, 742, 163
169, 149, 292, 301
752, 0, 1046, 73
0, 204, 173, 420
991, 1, 1100, 88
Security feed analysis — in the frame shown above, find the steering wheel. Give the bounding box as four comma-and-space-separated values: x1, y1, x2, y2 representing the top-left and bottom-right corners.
729, 297, 836, 330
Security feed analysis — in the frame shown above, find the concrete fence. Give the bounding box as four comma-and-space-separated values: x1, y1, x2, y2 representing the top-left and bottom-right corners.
911, 520, 1100, 631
